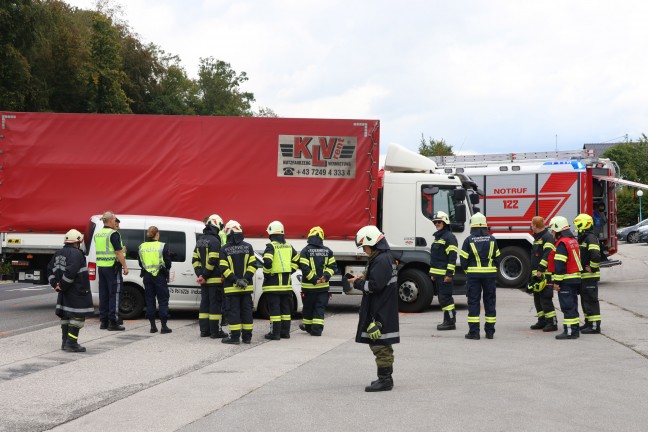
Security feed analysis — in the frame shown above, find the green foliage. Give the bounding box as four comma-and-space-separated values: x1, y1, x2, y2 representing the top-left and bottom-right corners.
0, 0, 265, 117
0, 261, 13, 276
419, 134, 453, 156
602, 136, 648, 226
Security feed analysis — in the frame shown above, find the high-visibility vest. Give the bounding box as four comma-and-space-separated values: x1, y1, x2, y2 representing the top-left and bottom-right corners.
270, 242, 294, 274
139, 241, 165, 276
94, 227, 117, 267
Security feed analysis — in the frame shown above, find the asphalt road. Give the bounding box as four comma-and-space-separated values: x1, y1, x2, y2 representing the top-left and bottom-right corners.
0, 243, 647, 431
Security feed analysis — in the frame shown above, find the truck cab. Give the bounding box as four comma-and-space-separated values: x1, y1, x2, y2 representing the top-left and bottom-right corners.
84, 215, 303, 320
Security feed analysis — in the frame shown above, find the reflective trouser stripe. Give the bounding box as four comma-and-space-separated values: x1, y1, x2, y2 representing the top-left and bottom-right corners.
209, 314, 222, 320
442, 304, 455, 311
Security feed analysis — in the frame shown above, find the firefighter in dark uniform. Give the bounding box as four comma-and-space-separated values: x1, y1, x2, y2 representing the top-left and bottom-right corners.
460, 213, 500, 340
547, 216, 582, 340
262, 220, 300, 340
298, 226, 338, 336
47, 229, 95, 352
528, 216, 558, 332
193, 214, 227, 338
349, 225, 399, 392
428, 211, 458, 331
138, 226, 172, 334
94, 211, 128, 331
574, 213, 602, 334
219, 220, 257, 344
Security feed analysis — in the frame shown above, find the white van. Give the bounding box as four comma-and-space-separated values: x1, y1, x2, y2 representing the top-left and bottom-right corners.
84, 215, 303, 320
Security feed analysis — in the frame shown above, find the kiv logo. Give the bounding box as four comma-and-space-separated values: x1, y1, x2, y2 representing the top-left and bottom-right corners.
280, 136, 355, 167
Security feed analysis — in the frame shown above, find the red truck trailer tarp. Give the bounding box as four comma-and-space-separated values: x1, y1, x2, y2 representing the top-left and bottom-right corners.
0, 112, 379, 239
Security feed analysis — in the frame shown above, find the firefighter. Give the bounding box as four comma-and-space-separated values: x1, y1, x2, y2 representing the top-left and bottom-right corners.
460, 213, 500, 340
193, 214, 227, 339
298, 226, 338, 336
219, 220, 257, 344
428, 211, 458, 331
138, 226, 172, 334
47, 229, 95, 352
574, 213, 602, 334
262, 221, 300, 340
349, 225, 399, 392
94, 211, 128, 331
528, 216, 558, 332
547, 216, 582, 340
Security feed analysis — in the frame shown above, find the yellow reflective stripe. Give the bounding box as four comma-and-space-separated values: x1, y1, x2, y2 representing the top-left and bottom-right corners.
588, 244, 600, 251
447, 264, 456, 271
470, 243, 480, 267
242, 323, 254, 330
563, 318, 580, 325
441, 304, 455, 311
198, 313, 209, 319
544, 243, 556, 251
467, 316, 480, 323
537, 311, 545, 318
229, 324, 242, 331
485, 316, 496, 323
545, 311, 557, 318
312, 318, 324, 325
587, 315, 601, 322
460, 250, 469, 258
466, 267, 497, 273
434, 239, 447, 245
209, 314, 222, 320
262, 285, 292, 292
206, 277, 223, 283
554, 254, 567, 262
269, 315, 281, 322
429, 267, 447, 275
446, 245, 458, 254
302, 318, 313, 324
281, 315, 291, 320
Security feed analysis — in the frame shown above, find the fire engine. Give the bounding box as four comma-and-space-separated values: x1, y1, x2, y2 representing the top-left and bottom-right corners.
430, 149, 622, 288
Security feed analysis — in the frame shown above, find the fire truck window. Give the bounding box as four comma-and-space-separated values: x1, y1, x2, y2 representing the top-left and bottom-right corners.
421, 187, 455, 222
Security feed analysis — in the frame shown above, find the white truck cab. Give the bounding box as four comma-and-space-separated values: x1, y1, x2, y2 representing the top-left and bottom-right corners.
84, 215, 303, 320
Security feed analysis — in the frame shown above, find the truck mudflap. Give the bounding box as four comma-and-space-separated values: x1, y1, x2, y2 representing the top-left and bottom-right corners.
600, 259, 622, 268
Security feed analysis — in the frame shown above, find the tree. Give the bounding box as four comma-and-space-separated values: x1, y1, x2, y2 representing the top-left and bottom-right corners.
254, 106, 278, 117
85, 12, 131, 113
193, 57, 255, 116
602, 135, 648, 226
419, 135, 453, 157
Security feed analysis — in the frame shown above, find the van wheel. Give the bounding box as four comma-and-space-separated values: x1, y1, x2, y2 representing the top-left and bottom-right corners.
119, 284, 145, 320
497, 246, 530, 288
397, 268, 434, 313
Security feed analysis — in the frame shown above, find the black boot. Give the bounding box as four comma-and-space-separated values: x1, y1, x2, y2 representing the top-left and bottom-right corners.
530, 318, 547, 330
199, 317, 209, 337
61, 324, 68, 350
437, 321, 456, 331
108, 321, 125, 331
581, 321, 601, 334
542, 316, 558, 332
555, 325, 579, 340
579, 320, 592, 331
160, 319, 172, 334
63, 326, 86, 352
210, 320, 227, 339
222, 331, 241, 344
365, 367, 394, 392
299, 323, 312, 333
149, 318, 158, 333
242, 330, 252, 344
100, 320, 109, 330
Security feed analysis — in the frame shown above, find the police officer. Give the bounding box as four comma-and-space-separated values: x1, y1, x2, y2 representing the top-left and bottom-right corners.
219, 220, 257, 344
262, 220, 300, 340
193, 214, 227, 338
460, 213, 500, 340
47, 229, 94, 352
428, 211, 458, 331
349, 225, 399, 392
529, 216, 558, 332
299, 226, 338, 336
138, 226, 172, 334
94, 211, 128, 331
547, 216, 582, 340
574, 213, 602, 334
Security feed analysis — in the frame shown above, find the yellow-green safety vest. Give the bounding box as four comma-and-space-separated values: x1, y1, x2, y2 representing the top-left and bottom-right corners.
271, 242, 294, 274
139, 241, 165, 276
95, 227, 118, 267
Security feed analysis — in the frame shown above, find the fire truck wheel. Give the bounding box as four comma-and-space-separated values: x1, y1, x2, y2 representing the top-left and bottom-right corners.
397, 268, 434, 313
119, 284, 145, 320
497, 246, 530, 288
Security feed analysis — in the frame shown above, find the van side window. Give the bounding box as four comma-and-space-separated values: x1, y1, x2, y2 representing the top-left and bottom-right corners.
119, 229, 145, 260
159, 231, 186, 262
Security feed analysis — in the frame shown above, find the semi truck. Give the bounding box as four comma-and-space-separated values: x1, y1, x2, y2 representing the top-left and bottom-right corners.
0, 112, 626, 316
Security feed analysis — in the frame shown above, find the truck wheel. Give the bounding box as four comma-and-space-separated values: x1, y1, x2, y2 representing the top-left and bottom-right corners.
397, 268, 434, 313
497, 246, 530, 288
119, 284, 145, 320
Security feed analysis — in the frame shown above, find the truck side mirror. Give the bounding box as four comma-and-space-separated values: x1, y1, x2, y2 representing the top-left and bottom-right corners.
452, 189, 466, 201
469, 194, 480, 205
454, 203, 466, 224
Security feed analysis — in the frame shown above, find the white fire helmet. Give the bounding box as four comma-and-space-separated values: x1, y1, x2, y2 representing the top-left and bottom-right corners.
470, 212, 487, 227
224, 220, 243, 236
432, 211, 450, 225
355, 225, 384, 248
266, 220, 284, 235
206, 214, 224, 230
549, 216, 570, 232
64, 229, 84, 243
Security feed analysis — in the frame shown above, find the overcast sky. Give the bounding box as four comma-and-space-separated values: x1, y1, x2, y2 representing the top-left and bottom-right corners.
66, 0, 648, 156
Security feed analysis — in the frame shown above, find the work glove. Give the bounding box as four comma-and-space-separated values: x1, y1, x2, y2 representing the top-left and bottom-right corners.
236, 278, 248, 288
366, 320, 382, 340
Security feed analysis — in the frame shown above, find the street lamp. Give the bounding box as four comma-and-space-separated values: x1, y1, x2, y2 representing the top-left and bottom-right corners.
638, 190, 644, 222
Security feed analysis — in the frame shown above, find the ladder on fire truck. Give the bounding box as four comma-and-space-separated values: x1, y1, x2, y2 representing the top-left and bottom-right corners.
429, 149, 599, 167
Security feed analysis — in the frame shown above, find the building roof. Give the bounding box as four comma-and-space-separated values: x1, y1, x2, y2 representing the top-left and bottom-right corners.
583, 143, 620, 157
